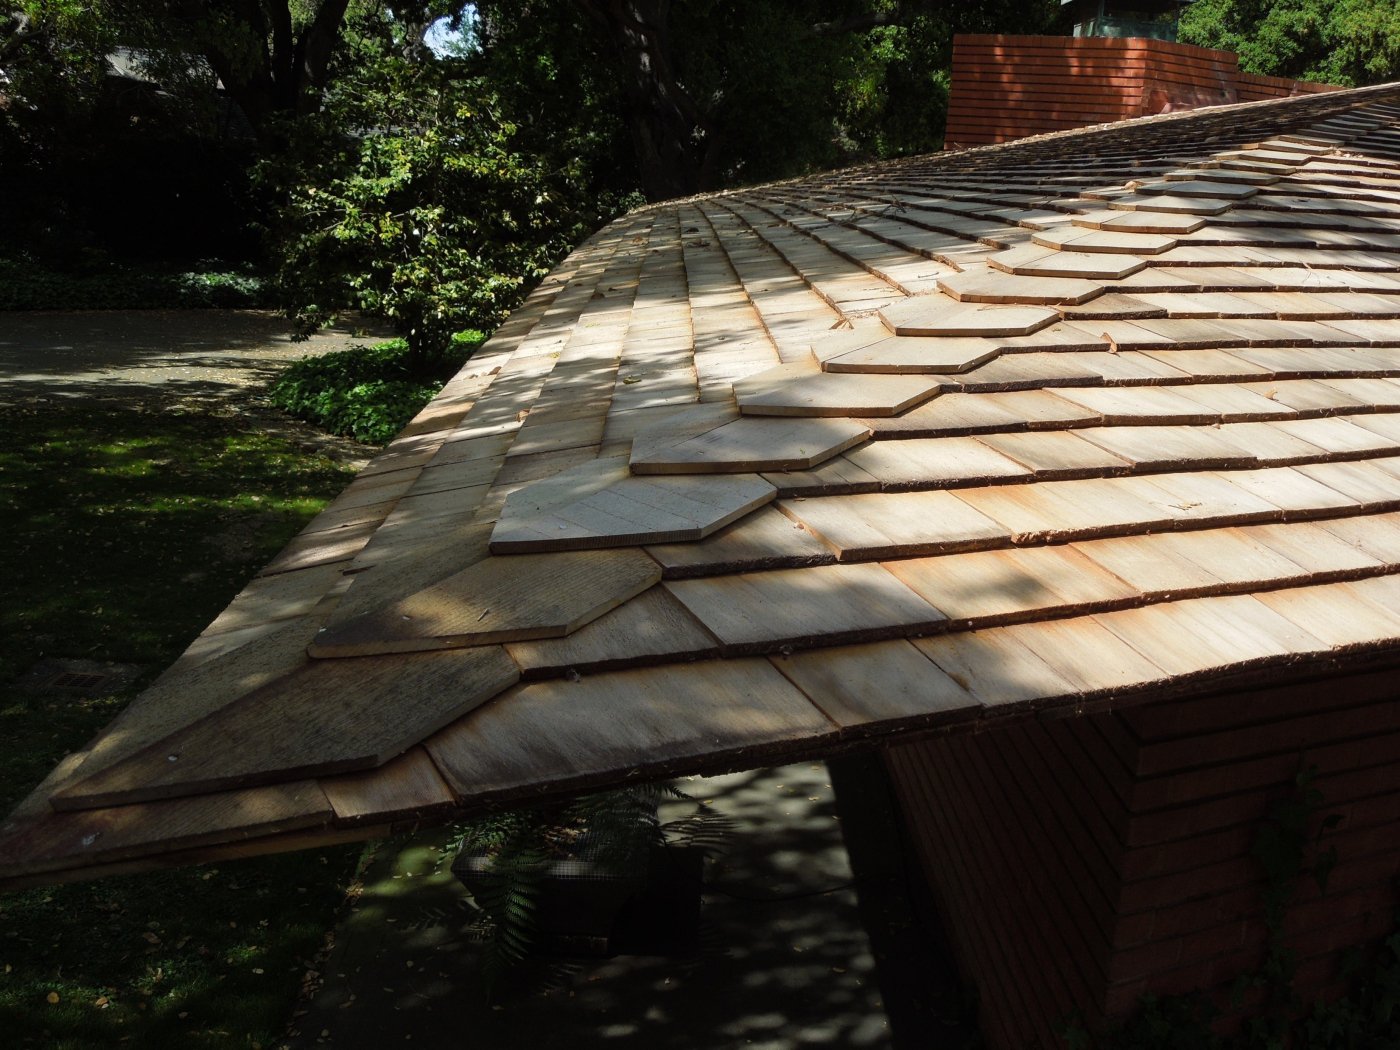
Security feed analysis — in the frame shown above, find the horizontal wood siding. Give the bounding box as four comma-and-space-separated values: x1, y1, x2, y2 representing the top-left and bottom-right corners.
1238, 69, 1341, 103
884, 665, 1400, 1050
946, 34, 1339, 148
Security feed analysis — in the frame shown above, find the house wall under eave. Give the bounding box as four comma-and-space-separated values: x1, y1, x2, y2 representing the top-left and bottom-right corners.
882, 665, 1400, 1049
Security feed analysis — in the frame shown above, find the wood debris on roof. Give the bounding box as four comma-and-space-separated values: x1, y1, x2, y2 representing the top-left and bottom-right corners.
10, 85, 1400, 888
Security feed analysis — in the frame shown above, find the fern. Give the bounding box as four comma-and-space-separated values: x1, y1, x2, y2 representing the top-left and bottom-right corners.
451, 780, 727, 996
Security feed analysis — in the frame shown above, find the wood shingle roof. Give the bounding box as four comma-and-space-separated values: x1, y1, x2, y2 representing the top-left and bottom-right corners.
10, 83, 1400, 888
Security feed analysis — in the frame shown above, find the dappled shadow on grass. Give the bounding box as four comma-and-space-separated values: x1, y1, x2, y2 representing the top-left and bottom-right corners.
0, 393, 362, 1049
0, 396, 353, 688
0, 844, 363, 1050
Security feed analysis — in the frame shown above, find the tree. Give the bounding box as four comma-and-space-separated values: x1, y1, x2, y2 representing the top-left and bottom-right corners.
105, 0, 354, 140
269, 16, 616, 367
1179, 0, 1400, 86
474, 0, 1056, 202
0, 2, 116, 254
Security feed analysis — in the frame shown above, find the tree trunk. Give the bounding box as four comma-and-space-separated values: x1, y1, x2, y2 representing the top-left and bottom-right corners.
165, 0, 350, 140
575, 0, 717, 201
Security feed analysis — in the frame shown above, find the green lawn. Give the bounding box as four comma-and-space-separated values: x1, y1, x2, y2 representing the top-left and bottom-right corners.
0, 395, 365, 1049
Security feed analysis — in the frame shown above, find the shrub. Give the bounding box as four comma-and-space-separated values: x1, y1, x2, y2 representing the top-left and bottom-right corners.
267, 332, 484, 445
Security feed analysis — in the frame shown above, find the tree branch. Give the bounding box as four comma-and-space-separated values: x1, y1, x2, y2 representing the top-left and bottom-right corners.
0, 9, 44, 66
809, 7, 903, 36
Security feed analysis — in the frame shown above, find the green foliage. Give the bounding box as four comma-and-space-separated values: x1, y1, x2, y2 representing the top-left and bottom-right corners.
0, 259, 268, 311
265, 18, 618, 365
1179, 0, 1400, 86
468, 2, 640, 211
476, 0, 1056, 195
1061, 995, 1224, 1050
1234, 768, 1344, 1047
1, 1, 261, 265
267, 331, 483, 444
1297, 928, 1400, 1048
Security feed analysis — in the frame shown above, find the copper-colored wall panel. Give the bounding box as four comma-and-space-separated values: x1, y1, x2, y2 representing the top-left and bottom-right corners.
945, 34, 1339, 149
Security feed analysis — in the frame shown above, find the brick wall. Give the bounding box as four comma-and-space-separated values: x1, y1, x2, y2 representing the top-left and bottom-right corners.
945, 34, 1338, 149
883, 667, 1400, 1049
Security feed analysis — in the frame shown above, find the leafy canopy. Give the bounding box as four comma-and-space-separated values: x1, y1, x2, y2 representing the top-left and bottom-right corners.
268, 15, 620, 365
1179, 0, 1400, 85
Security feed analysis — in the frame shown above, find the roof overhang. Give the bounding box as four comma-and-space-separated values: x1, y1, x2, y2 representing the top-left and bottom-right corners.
9, 83, 1400, 889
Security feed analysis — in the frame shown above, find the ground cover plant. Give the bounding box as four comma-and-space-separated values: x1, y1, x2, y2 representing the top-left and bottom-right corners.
268, 330, 485, 445
0, 394, 363, 1049
0, 259, 270, 312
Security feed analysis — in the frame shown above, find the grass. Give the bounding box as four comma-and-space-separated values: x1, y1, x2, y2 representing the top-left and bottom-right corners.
0, 394, 365, 1049
268, 331, 486, 445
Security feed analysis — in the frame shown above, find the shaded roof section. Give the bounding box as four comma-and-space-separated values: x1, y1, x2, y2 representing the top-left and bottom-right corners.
10, 84, 1400, 888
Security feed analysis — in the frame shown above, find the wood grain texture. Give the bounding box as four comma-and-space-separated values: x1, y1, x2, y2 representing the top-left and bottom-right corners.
0, 780, 334, 877
321, 747, 458, 824
779, 489, 1012, 559
646, 505, 838, 576
879, 297, 1060, 337
1092, 594, 1328, 677
977, 431, 1133, 477
1108, 194, 1233, 215
490, 472, 776, 553
309, 549, 662, 654
734, 361, 943, 417
1074, 424, 1258, 469
771, 640, 982, 730
1076, 211, 1208, 235
504, 585, 719, 675
664, 561, 947, 649
988, 246, 1147, 280
846, 436, 1032, 488
60, 615, 328, 788
55, 646, 522, 809
912, 628, 1080, 709
425, 659, 837, 801
953, 477, 1179, 542
937, 269, 1105, 306
900, 542, 1139, 619
999, 616, 1171, 695
759, 453, 882, 497
823, 336, 1003, 375
630, 415, 871, 473
1033, 229, 1178, 254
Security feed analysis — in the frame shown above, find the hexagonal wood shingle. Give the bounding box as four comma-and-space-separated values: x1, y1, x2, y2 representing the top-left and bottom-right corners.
878, 296, 1060, 338
822, 335, 1003, 375
1131, 180, 1261, 200
1072, 211, 1208, 235
937, 268, 1104, 306
1108, 195, 1233, 216
308, 546, 664, 654
734, 358, 945, 415
988, 245, 1148, 281
1031, 229, 1178, 255
490, 461, 776, 552
630, 415, 872, 473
